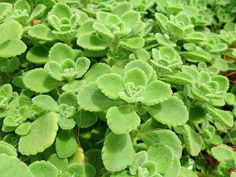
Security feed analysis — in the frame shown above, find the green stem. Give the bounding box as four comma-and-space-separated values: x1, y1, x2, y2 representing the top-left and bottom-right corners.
111, 34, 120, 54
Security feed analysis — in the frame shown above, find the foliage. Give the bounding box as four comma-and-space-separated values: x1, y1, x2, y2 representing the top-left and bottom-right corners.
0, 0, 236, 177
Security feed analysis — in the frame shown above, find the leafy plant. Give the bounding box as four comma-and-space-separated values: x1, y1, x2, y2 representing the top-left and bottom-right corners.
0, 0, 236, 177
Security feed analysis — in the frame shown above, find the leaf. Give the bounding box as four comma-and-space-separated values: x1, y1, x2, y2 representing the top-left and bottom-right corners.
107, 105, 140, 134
28, 4, 46, 22
113, 2, 132, 16
32, 95, 58, 111
29, 161, 58, 177
147, 96, 188, 126
0, 141, 17, 157
147, 143, 174, 174
0, 3, 12, 20
75, 57, 90, 78
19, 112, 58, 155
180, 124, 202, 156
48, 3, 72, 19
62, 80, 87, 93
129, 151, 148, 175
93, 22, 113, 39
84, 63, 111, 82
121, 11, 141, 28
59, 91, 78, 107
0, 39, 26, 58
123, 68, 147, 87
102, 132, 135, 172
140, 129, 182, 159
28, 24, 54, 42
211, 145, 236, 168
179, 167, 198, 177
0, 154, 33, 177
48, 153, 68, 171
73, 110, 97, 128
77, 33, 108, 51
26, 46, 49, 64
121, 36, 145, 50
142, 80, 172, 106
49, 43, 75, 64
56, 130, 78, 158
124, 60, 154, 82
97, 73, 124, 99
57, 114, 75, 130
0, 20, 23, 43
44, 61, 63, 81
61, 163, 96, 177
23, 68, 58, 93
206, 106, 234, 128
15, 122, 31, 136
14, 0, 31, 13
164, 155, 181, 177
78, 82, 119, 112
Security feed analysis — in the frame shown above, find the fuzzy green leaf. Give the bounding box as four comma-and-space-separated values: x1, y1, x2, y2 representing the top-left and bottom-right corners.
32, 95, 58, 111
0, 154, 33, 177
0, 141, 17, 157
56, 130, 78, 158
26, 46, 49, 64
147, 96, 188, 126
97, 73, 124, 99
102, 132, 135, 172
123, 68, 147, 87
28, 24, 55, 42
23, 68, 58, 93
19, 112, 58, 155
107, 105, 140, 134
29, 161, 58, 177
142, 81, 172, 106
77, 82, 119, 112
121, 36, 145, 50
0, 39, 26, 58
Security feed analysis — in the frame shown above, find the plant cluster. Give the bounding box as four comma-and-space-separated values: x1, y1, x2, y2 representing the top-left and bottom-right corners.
0, 0, 236, 177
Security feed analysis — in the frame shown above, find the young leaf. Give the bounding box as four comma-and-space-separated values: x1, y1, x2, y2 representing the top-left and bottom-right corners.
123, 68, 147, 88
19, 112, 58, 155
147, 143, 174, 174
29, 161, 58, 177
73, 110, 97, 128
26, 46, 49, 64
97, 73, 124, 99
77, 82, 119, 112
102, 132, 135, 172
15, 122, 31, 136
32, 95, 58, 111
142, 80, 172, 106
147, 96, 188, 126
55, 130, 78, 158
0, 154, 33, 177
23, 68, 58, 93
0, 141, 17, 157
107, 105, 140, 134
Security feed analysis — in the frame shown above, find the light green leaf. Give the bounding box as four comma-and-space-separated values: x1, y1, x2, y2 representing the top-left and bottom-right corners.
84, 63, 111, 82
32, 95, 58, 111
14, 0, 31, 13
28, 4, 46, 22
107, 105, 140, 134
142, 80, 172, 106
62, 80, 87, 93
29, 161, 58, 177
0, 20, 23, 43
57, 114, 75, 130
97, 73, 124, 99
121, 36, 145, 50
73, 110, 97, 128
164, 155, 181, 177
0, 141, 17, 157
56, 130, 78, 158
0, 39, 26, 58
61, 163, 96, 177
113, 2, 132, 16
147, 143, 174, 174
181, 124, 202, 156
206, 106, 234, 128
59, 91, 78, 107
102, 132, 135, 172
121, 11, 141, 28
23, 68, 58, 93
0, 3, 12, 20
129, 151, 148, 175
44, 61, 63, 81
211, 145, 236, 168
48, 153, 68, 171
111, 170, 133, 177
48, 3, 72, 19
140, 129, 182, 159
93, 22, 113, 38
78, 82, 119, 112
28, 24, 54, 42
19, 112, 58, 155
15, 122, 31, 136
77, 33, 108, 51
147, 96, 188, 126
26, 46, 49, 64
0, 154, 33, 177
49, 43, 75, 64
124, 60, 154, 82
75, 57, 90, 78
124, 68, 147, 87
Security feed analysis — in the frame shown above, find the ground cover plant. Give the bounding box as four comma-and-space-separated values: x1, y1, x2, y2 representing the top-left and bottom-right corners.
0, 0, 236, 176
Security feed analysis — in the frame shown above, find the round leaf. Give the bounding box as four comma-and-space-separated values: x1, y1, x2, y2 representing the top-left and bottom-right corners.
107, 105, 140, 134
29, 161, 58, 177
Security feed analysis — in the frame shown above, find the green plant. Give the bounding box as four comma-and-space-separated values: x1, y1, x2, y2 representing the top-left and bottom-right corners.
0, 0, 236, 177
